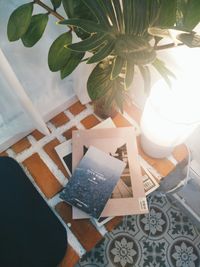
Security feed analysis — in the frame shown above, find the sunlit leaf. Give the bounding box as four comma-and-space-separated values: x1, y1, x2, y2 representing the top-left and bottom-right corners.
111, 56, 125, 80
152, 58, 175, 87
125, 60, 134, 89
138, 65, 151, 94
114, 81, 124, 113
177, 33, 200, 47
148, 27, 171, 39
130, 49, 156, 65
103, 89, 116, 111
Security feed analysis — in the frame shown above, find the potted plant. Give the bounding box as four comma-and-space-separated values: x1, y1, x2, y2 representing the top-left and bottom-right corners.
7, 0, 200, 118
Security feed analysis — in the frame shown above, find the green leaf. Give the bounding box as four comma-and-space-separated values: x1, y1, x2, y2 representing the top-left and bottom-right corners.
51, 0, 62, 9
177, 33, 200, 47
114, 36, 156, 66
183, 0, 200, 30
62, 0, 96, 39
61, 0, 96, 22
88, 61, 125, 113
106, 80, 124, 112
98, 0, 118, 30
114, 83, 124, 113
112, 0, 124, 32
67, 33, 107, 52
148, 27, 171, 39
48, 32, 72, 72
111, 56, 125, 80
103, 90, 116, 111
152, 58, 175, 87
81, 0, 110, 26
132, 0, 147, 35
7, 2, 33, 41
62, 0, 75, 18
87, 40, 115, 64
158, 0, 176, 27
87, 63, 112, 100
21, 14, 48, 47
130, 49, 156, 65
60, 52, 84, 79
148, 0, 161, 27
59, 19, 108, 33
129, 0, 135, 34
138, 65, 151, 94
123, 0, 132, 34
125, 60, 134, 89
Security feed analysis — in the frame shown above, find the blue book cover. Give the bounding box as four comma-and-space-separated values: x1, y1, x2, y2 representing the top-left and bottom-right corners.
60, 146, 126, 219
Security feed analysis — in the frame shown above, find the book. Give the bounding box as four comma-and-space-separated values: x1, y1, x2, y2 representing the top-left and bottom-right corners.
60, 146, 125, 219
72, 127, 148, 218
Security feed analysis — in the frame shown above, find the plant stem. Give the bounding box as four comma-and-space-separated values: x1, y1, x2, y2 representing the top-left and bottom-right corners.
33, 0, 64, 20
155, 42, 184, 50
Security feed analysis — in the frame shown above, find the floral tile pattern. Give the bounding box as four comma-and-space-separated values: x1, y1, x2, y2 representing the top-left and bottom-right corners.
76, 194, 200, 267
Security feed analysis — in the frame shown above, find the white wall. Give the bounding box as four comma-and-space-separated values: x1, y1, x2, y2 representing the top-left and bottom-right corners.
0, 0, 76, 148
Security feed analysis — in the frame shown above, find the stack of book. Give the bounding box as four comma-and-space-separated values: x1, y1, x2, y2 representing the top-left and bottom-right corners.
55, 118, 159, 226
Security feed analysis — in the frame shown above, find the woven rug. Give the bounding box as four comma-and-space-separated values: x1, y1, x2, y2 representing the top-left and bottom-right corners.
76, 193, 200, 267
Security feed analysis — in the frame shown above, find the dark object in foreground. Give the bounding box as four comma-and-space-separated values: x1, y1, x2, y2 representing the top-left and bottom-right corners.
0, 157, 67, 267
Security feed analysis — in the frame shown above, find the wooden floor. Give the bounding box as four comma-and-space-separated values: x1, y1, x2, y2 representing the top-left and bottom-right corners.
0, 100, 188, 267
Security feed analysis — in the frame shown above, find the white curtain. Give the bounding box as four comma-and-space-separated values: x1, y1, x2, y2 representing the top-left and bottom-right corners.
0, 0, 75, 149
0, 68, 34, 144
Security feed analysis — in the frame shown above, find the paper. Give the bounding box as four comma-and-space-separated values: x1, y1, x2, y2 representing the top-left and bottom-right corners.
60, 146, 125, 219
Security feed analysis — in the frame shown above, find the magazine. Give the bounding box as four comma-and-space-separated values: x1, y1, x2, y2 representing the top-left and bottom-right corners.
72, 127, 148, 218
60, 146, 125, 219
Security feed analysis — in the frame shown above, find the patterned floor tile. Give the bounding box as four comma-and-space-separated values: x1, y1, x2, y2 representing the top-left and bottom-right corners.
76, 193, 200, 267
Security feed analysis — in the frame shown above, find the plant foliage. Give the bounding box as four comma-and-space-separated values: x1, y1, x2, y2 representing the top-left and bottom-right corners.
22, 13, 49, 47
7, 0, 200, 111
7, 3, 33, 41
